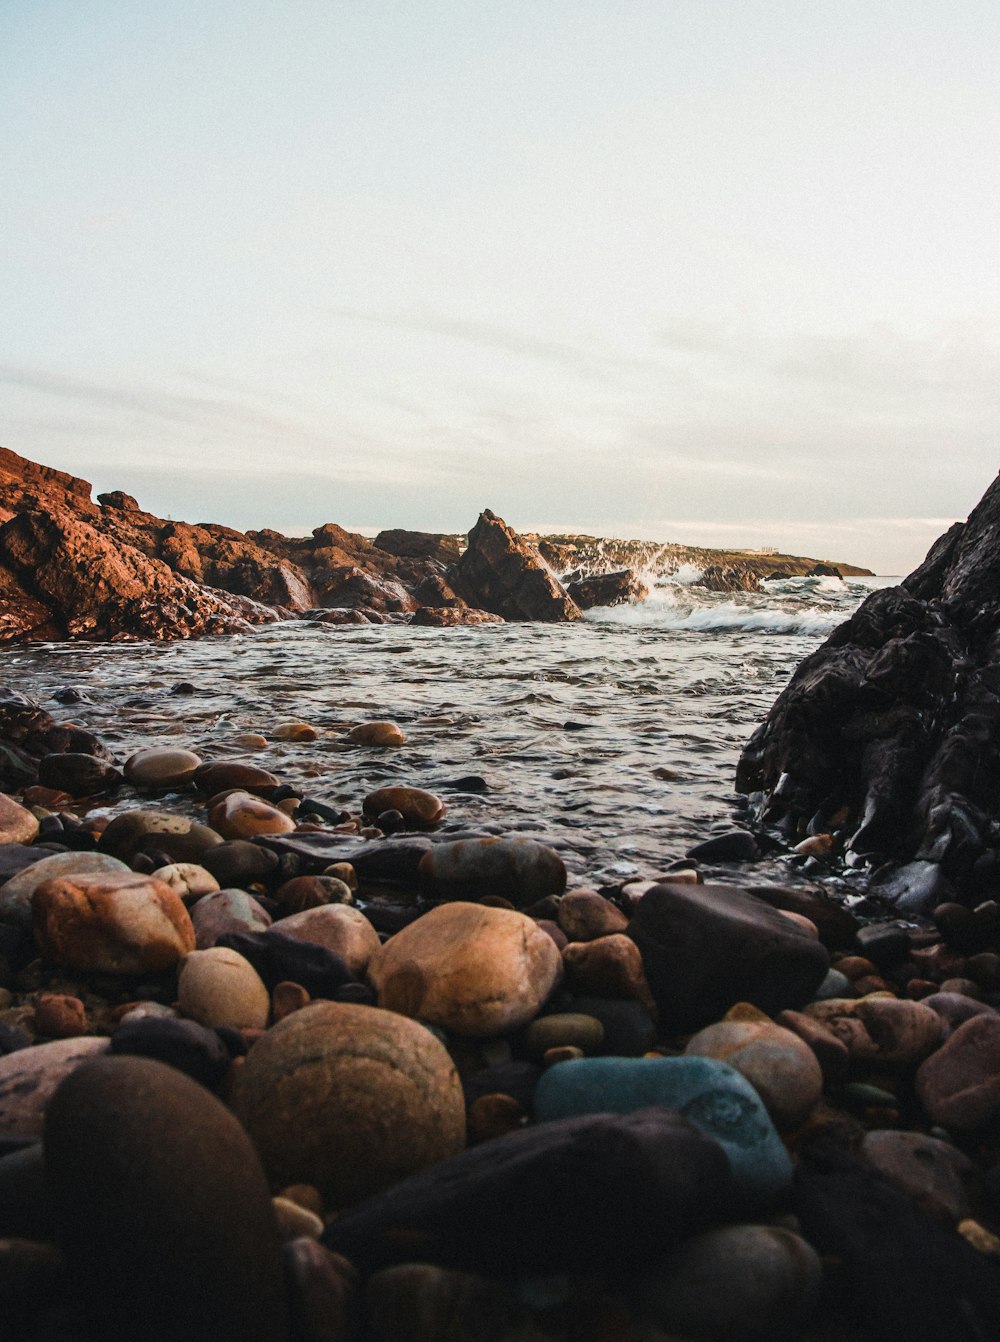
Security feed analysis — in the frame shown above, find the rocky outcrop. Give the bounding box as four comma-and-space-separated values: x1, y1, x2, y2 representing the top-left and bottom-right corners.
451, 511, 581, 622
700, 563, 762, 594
567, 568, 650, 610
0, 508, 272, 641
737, 471, 1000, 911
373, 529, 462, 564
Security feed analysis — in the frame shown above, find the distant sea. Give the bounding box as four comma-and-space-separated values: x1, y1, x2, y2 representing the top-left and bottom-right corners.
9, 573, 891, 890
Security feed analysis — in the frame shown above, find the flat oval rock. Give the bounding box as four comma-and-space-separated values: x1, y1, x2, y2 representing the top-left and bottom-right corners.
193, 762, 279, 795
44, 1055, 289, 1342
419, 837, 566, 905
325, 1107, 733, 1274
124, 747, 202, 789
362, 786, 445, 829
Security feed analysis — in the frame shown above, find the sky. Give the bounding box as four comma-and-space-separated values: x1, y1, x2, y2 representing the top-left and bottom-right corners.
2, 1, 998, 574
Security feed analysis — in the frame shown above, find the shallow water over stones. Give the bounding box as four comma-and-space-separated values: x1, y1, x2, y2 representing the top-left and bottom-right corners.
5, 599, 866, 889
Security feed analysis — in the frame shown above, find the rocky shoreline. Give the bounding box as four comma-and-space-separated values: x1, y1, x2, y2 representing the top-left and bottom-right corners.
0, 446, 871, 643
0, 687, 999, 1341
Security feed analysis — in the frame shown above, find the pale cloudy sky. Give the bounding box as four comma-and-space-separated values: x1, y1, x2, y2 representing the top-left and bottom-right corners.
2, 0, 998, 573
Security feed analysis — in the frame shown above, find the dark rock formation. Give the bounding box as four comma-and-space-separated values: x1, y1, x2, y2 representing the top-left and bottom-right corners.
700, 562, 762, 593
737, 472, 1000, 910
451, 511, 581, 622
373, 529, 462, 564
567, 568, 649, 610
410, 606, 504, 627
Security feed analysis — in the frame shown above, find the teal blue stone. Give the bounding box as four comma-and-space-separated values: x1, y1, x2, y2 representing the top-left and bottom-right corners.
533, 1056, 791, 1208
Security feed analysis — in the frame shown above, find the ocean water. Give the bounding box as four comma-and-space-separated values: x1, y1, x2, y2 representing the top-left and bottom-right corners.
7, 573, 889, 889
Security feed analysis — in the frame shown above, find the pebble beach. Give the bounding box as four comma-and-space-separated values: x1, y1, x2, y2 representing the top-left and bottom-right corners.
1, 663, 1000, 1342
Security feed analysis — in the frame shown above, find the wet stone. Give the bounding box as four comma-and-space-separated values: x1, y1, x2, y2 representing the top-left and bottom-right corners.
0, 851, 131, 929
37, 753, 121, 798
219, 929, 357, 998
109, 1015, 231, 1090
521, 1013, 605, 1060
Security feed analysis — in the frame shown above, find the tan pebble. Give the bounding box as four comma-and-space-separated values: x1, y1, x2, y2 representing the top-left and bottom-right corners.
834, 956, 880, 981
543, 1045, 585, 1066
562, 935, 657, 1016
323, 863, 358, 891
345, 721, 406, 746
278, 1184, 325, 1219
276, 905, 380, 976
275, 798, 300, 817
362, 786, 444, 828
557, 888, 629, 941
684, 1018, 824, 1131
272, 980, 311, 1021
776, 910, 820, 938
273, 722, 318, 742
178, 947, 270, 1030
793, 834, 836, 857
273, 1195, 325, 1241
0, 792, 40, 845
958, 1219, 1000, 1257
208, 792, 296, 841
123, 747, 202, 789
655, 868, 702, 884
231, 734, 268, 750
467, 1093, 528, 1143
359, 826, 382, 839
151, 863, 220, 902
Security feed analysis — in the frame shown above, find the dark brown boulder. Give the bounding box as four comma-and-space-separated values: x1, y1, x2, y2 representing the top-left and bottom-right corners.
312, 564, 416, 613
737, 471, 1000, 909
97, 490, 140, 511
700, 562, 762, 593
567, 568, 650, 610
451, 511, 581, 622
0, 565, 59, 642
44, 1056, 289, 1342
627, 882, 830, 1029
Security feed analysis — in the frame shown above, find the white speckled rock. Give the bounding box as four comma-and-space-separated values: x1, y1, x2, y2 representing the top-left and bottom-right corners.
368, 901, 563, 1037
178, 947, 271, 1030
0, 852, 131, 928
276, 904, 381, 976
0, 1036, 108, 1135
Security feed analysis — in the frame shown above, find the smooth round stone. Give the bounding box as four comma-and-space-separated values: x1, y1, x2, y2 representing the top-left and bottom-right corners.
99, 810, 222, 864
273, 1195, 324, 1240
861, 1130, 979, 1223
0, 1037, 108, 1135
275, 905, 381, 976
346, 721, 405, 746
522, 1013, 605, 1060
123, 747, 202, 789
803, 997, 943, 1067
272, 722, 318, 742
110, 1016, 231, 1089
178, 947, 270, 1030
231, 733, 268, 750
557, 888, 628, 941
285, 1240, 357, 1342
44, 1056, 289, 1342
33, 994, 88, 1039
916, 1013, 1000, 1132
814, 967, 853, 999
638, 1224, 822, 1339
208, 792, 297, 841
37, 752, 121, 797
683, 1018, 823, 1131
234, 1002, 466, 1208
0, 852, 130, 929
150, 862, 220, 901
201, 840, 279, 888
368, 901, 564, 1038
533, 1055, 793, 1208
362, 786, 445, 829
923, 992, 998, 1035
193, 762, 280, 795
274, 875, 355, 914
33, 872, 196, 974
191, 889, 273, 948
418, 837, 565, 904
561, 934, 656, 1012
0, 793, 39, 846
